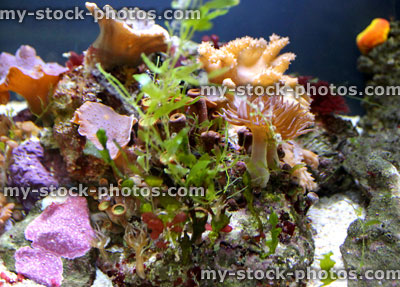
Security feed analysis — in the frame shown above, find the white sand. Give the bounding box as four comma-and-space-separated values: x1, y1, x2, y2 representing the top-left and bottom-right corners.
307, 191, 365, 287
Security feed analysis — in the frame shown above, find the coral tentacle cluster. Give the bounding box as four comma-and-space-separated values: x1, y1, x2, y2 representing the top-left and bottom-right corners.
223, 95, 314, 140
198, 35, 298, 87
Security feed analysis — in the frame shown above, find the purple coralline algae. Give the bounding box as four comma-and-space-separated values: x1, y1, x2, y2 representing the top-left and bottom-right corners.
8, 140, 59, 209
15, 246, 63, 287
15, 196, 95, 286
25, 196, 95, 258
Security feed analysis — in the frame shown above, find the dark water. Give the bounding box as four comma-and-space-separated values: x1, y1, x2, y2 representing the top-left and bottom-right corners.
0, 0, 398, 115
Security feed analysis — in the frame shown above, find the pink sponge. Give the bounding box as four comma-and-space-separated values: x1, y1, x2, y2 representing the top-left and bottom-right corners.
25, 196, 95, 259
15, 246, 63, 287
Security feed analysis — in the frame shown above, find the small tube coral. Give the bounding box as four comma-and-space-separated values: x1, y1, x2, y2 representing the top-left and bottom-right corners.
85, 2, 170, 69
72, 101, 137, 160
222, 95, 314, 187
198, 35, 297, 87
0, 45, 68, 114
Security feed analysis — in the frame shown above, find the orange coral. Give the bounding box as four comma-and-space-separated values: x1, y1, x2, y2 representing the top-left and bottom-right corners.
72, 101, 137, 159
0, 46, 68, 114
357, 18, 390, 54
0, 193, 14, 231
85, 2, 170, 69
198, 35, 297, 87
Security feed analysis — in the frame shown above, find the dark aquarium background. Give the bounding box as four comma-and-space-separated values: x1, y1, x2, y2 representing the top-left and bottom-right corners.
0, 0, 399, 115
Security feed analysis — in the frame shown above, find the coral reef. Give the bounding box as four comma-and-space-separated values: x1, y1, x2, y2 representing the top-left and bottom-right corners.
4, 1, 392, 286
0, 45, 67, 114
198, 35, 298, 87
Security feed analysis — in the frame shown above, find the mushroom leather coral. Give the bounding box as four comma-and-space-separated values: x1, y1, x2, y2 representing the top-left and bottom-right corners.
198, 35, 297, 87
72, 101, 137, 160
0, 45, 68, 114
85, 2, 170, 69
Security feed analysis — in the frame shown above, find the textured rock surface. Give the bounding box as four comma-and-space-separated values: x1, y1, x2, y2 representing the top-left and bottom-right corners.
357, 21, 400, 130
338, 25, 400, 286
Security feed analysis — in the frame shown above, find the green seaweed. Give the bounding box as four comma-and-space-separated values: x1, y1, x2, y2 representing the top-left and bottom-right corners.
265, 209, 282, 256
319, 252, 337, 286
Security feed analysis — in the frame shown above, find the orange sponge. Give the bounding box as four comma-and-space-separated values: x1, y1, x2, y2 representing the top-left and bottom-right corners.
357, 18, 390, 54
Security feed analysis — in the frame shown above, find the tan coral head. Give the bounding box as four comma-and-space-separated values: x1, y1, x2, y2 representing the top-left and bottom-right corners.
85, 2, 170, 69
198, 35, 298, 88
0, 45, 68, 114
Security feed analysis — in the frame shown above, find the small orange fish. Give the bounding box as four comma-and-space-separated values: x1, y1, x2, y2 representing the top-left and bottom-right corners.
356, 18, 390, 54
